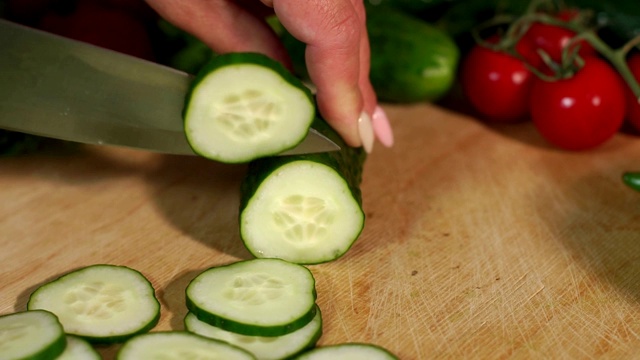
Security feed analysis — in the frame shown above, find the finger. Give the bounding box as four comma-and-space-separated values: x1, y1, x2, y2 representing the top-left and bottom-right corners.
355, 1, 393, 147
273, 0, 365, 148
144, 0, 290, 66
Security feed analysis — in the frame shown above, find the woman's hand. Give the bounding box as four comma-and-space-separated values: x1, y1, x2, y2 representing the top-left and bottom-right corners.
144, 0, 393, 152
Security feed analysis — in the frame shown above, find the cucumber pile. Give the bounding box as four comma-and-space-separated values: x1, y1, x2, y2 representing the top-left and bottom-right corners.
183, 258, 323, 359
184, 52, 366, 265
0, 260, 397, 359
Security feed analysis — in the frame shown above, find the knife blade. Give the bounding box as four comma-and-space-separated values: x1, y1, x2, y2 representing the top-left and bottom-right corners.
0, 19, 339, 156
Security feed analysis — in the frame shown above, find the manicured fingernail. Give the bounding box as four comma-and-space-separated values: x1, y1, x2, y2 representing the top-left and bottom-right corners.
372, 105, 394, 147
358, 111, 374, 153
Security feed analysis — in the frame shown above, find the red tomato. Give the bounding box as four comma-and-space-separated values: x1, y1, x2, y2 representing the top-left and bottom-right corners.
625, 54, 640, 132
461, 43, 535, 122
518, 22, 597, 72
530, 57, 626, 151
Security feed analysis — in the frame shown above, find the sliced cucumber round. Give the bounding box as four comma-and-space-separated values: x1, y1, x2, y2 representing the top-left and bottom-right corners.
184, 305, 322, 360
116, 331, 256, 360
240, 158, 365, 264
293, 343, 399, 360
186, 258, 317, 337
183, 52, 315, 163
57, 335, 101, 360
0, 310, 66, 360
27, 264, 160, 343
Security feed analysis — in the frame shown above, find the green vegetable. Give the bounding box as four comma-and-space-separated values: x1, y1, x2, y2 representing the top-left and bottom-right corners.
183, 52, 316, 164
293, 343, 399, 360
185, 258, 318, 337
366, 4, 460, 103
239, 116, 366, 265
184, 305, 323, 360
27, 264, 160, 344
281, 6, 460, 103
116, 331, 256, 360
0, 310, 66, 360
57, 335, 101, 360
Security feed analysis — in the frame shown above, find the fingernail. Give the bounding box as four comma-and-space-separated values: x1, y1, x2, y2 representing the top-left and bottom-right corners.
358, 111, 374, 153
372, 105, 394, 147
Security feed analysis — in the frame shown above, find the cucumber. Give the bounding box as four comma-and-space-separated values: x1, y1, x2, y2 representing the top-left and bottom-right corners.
27, 264, 160, 343
185, 258, 317, 337
116, 331, 256, 360
0, 310, 66, 360
239, 117, 365, 265
293, 343, 399, 360
366, 4, 460, 103
57, 336, 101, 360
281, 5, 459, 103
183, 52, 316, 163
184, 305, 323, 360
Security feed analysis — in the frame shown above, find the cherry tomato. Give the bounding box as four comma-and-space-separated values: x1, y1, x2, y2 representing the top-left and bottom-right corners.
625, 54, 640, 132
461, 42, 535, 122
518, 21, 596, 73
530, 57, 626, 151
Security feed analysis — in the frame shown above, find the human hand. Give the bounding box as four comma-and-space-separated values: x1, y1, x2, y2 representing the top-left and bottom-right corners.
144, 0, 393, 152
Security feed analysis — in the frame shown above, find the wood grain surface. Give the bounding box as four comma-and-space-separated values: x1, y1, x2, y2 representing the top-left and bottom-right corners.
3, 103, 640, 359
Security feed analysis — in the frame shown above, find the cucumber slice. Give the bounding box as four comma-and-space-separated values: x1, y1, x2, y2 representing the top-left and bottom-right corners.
293, 343, 399, 360
240, 118, 366, 264
116, 331, 256, 360
57, 336, 101, 360
184, 305, 322, 360
27, 264, 160, 343
183, 52, 315, 163
186, 258, 317, 337
0, 310, 66, 360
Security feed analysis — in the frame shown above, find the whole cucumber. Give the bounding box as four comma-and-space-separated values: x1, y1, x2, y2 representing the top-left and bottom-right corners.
366, 4, 460, 103
280, 5, 460, 103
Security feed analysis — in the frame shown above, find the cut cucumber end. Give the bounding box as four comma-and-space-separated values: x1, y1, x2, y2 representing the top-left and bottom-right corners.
27, 264, 160, 343
116, 331, 256, 360
185, 258, 317, 337
240, 160, 364, 264
184, 53, 315, 163
0, 310, 66, 360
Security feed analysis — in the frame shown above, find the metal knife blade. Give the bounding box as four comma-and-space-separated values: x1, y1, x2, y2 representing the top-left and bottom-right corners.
0, 19, 339, 156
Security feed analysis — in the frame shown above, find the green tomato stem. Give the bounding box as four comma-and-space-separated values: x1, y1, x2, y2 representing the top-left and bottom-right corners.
576, 31, 640, 102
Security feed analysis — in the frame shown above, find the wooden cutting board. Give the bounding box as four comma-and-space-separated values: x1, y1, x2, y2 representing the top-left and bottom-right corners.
2, 103, 640, 359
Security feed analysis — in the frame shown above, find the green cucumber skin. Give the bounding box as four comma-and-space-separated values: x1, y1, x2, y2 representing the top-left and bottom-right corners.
0, 310, 67, 360
281, 6, 459, 103
79, 310, 160, 345
185, 259, 318, 338
116, 331, 257, 360
293, 343, 400, 360
366, 5, 460, 103
182, 52, 317, 163
183, 304, 323, 360
282, 306, 324, 360
186, 295, 317, 338
183, 52, 314, 120
239, 116, 366, 265
26, 264, 161, 344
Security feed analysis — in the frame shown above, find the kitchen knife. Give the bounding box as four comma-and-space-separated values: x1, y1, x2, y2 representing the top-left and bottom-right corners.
0, 19, 339, 156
